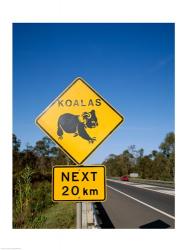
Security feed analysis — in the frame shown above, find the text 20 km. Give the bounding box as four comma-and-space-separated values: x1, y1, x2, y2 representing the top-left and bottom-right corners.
62, 186, 98, 196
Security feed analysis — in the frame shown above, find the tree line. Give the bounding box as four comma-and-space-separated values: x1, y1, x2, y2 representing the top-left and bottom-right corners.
13, 131, 175, 181
13, 134, 75, 176
103, 132, 175, 181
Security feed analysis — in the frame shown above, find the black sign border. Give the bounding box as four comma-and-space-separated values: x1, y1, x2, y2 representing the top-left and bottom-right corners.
35, 77, 124, 165
52, 165, 106, 202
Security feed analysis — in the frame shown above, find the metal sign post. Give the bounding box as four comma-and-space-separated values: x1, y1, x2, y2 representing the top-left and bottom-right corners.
76, 202, 82, 229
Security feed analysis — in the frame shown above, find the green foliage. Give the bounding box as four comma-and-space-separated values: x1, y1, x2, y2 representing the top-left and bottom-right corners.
159, 132, 175, 158
13, 135, 73, 175
13, 134, 21, 152
104, 152, 133, 177
103, 132, 175, 181
138, 156, 153, 179
13, 174, 53, 228
13, 166, 33, 227
30, 215, 47, 228
30, 181, 53, 215
13, 135, 75, 229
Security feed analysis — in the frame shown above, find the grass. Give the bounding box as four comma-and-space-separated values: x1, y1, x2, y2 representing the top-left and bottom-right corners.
38, 202, 76, 229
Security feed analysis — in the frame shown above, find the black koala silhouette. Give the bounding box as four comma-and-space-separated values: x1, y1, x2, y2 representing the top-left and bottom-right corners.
57, 110, 98, 143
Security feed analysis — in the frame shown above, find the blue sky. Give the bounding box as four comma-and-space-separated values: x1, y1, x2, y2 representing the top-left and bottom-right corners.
13, 23, 174, 164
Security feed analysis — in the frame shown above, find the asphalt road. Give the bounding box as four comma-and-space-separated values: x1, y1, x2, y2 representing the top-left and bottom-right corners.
100, 179, 175, 229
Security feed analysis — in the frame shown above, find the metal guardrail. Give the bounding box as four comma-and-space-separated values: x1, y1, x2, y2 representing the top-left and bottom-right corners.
129, 178, 174, 188
81, 202, 98, 229
77, 202, 100, 229
108, 176, 174, 188
92, 203, 101, 228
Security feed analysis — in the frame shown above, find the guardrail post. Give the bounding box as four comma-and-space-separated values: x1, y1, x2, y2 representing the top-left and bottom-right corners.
87, 203, 94, 228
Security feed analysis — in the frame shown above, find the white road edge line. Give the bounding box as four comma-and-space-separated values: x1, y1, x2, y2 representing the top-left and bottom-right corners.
107, 179, 175, 196
107, 185, 175, 220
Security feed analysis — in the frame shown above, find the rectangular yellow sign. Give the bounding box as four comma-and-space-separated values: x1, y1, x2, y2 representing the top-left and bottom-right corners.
52, 165, 106, 201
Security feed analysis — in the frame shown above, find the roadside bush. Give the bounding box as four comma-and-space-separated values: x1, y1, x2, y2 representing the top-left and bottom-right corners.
30, 181, 53, 215
13, 166, 53, 228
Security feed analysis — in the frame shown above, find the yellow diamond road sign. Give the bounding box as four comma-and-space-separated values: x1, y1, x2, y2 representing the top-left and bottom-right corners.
52, 165, 106, 201
36, 77, 124, 164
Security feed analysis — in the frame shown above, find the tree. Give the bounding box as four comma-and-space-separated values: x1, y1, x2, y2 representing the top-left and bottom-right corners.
34, 137, 52, 157
51, 148, 72, 165
128, 145, 137, 158
104, 151, 133, 177
159, 132, 175, 158
152, 153, 170, 180
158, 132, 175, 180
138, 148, 144, 158
151, 150, 158, 159
137, 156, 153, 179
13, 134, 21, 152
103, 154, 118, 177
13, 134, 22, 173
21, 144, 38, 170
168, 150, 175, 179
33, 137, 57, 173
